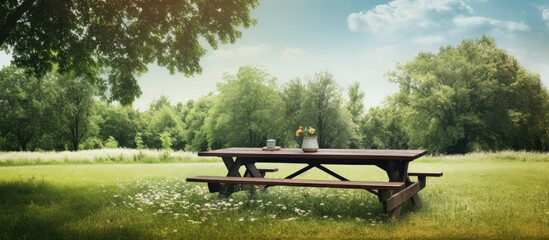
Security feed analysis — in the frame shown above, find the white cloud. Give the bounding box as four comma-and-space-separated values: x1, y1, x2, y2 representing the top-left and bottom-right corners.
348, 0, 531, 37
453, 15, 529, 31
210, 45, 269, 60
413, 35, 446, 45
347, 0, 472, 35
282, 47, 306, 60
542, 8, 549, 28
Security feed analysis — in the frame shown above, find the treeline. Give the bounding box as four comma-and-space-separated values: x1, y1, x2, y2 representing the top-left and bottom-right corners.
1, 36, 548, 154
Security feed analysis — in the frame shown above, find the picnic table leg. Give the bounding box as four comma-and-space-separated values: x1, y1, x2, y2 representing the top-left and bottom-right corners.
244, 162, 263, 178
243, 160, 270, 192
409, 175, 429, 207
223, 157, 243, 177
379, 160, 411, 218
409, 175, 422, 207
211, 157, 247, 197
204, 157, 238, 194
217, 157, 262, 197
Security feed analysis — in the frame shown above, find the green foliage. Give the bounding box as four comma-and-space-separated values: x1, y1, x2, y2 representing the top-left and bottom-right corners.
54, 73, 98, 151
2, 36, 548, 153
80, 137, 103, 150
0, 0, 259, 104
346, 82, 365, 124
159, 131, 172, 161
134, 133, 145, 150
159, 131, 172, 151
134, 133, 146, 161
346, 82, 366, 148
362, 102, 408, 149
103, 136, 118, 149
280, 73, 356, 148
504, 69, 549, 150
148, 95, 172, 112
281, 79, 306, 147
139, 99, 186, 150
184, 95, 215, 152
0, 66, 55, 150
160, 132, 172, 162
299, 72, 355, 148
96, 102, 139, 148
206, 66, 284, 148
387, 36, 549, 153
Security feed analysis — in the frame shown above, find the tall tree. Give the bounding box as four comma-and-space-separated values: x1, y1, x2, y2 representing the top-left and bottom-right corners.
141, 104, 186, 150
206, 66, 284, 148
504, 69, 549, 150
347, 82, 365, 124
362, 100, 408, 150
0, 0, 259, 104
55, 73, 98, 151
96, 102, 139, 148
184, 95, 214, 152
301, 71, 355, 148
148, 96, 173, 112
388, 36, 549, 154
281, 78, 306, 147
346, 82, 365, 148
0, 66, 54, 150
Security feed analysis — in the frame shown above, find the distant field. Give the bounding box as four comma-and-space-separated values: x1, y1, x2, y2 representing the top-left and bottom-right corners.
0, 151, 547, 239
0, 149, 219, 166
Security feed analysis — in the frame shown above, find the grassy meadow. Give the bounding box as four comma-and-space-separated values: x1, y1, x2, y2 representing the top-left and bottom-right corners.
0, 149, 218, 166
0, 150, 548, 239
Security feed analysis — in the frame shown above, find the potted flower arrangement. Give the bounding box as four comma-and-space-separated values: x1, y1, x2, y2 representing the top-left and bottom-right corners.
295, 126, 318, 152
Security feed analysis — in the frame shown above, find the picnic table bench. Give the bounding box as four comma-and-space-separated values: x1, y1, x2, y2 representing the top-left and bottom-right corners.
186, 148, 442, 218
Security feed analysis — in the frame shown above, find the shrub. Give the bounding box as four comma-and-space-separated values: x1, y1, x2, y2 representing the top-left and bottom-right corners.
80, 137, 104, 150
104, 136, 119, 149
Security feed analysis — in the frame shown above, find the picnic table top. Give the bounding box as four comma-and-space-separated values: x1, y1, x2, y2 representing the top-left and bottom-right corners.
198, 148, 427, 161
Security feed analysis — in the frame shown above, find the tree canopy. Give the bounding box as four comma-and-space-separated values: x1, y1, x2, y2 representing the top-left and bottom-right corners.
347, 82, 365, 148
300, 72, 355, 148
0, 0, 259, 104
0, 66, 53, 150
387, 36, 549, 153
206, 66, 284, 148
1, 36, 548, 154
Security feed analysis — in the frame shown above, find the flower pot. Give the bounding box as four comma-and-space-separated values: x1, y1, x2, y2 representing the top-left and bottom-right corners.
301, 137, 318, 152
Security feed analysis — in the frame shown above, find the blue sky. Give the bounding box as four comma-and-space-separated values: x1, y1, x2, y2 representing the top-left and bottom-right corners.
2, 0, 549, 110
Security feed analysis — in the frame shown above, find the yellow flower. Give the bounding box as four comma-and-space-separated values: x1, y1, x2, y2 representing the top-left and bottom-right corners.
295, 126, 303, 136
308, 127, 315, 135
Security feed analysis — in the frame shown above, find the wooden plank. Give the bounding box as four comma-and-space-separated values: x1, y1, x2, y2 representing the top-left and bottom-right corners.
246, 168, 278, 177
410, 176, 427, 207
244, 163, 262, 178
198, 148, 428, 161
221, 157, 235, 170
408, 172, 443, 177
222, 157, 242, 177
226, 157, 243, 177
389, 207, 402, 219
186, 176, 405, 190
207, 183, 221, 193
384, 182, 420, 212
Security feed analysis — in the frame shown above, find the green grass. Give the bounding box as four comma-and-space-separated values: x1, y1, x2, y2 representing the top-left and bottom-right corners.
0, 149, 218, 166
0, 152, 548, 239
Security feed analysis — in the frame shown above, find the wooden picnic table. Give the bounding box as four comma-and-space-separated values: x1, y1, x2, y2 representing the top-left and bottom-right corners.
187, 148, 441, 218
